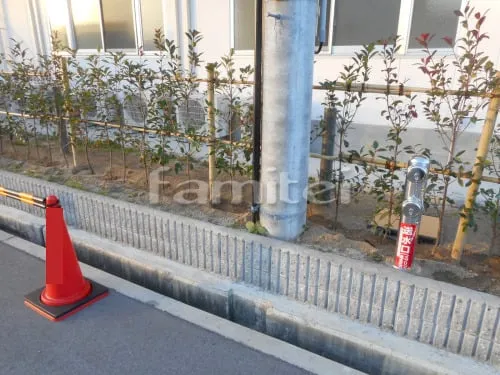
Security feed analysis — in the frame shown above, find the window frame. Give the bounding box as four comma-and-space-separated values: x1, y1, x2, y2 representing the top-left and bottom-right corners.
230, 0, 336, 56
47, 0, 169, 56
100, 0, 138, 53
316, 0, 335, 55
66, 0, 105, 54
330, 0, 409, 56
403, 0, 465, 55
135, 0, 170, 54
231, 0, 461, 56
229, 0, 254, 56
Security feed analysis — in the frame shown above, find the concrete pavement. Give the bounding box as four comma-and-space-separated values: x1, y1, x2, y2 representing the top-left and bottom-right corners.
0, 232, 361, 375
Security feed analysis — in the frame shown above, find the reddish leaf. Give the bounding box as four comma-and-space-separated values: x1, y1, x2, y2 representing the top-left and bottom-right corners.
474, 11, 481, 19
420, 33, 430, 41
415, 37, 426, 47
419, 66, 429, 74
442, 36, 453, 46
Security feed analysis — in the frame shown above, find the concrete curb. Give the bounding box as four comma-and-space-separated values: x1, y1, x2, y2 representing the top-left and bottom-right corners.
0, 230, 362, 375
0, 205, 45, 245
0, 211, 497, 375
1, 170, 500, 368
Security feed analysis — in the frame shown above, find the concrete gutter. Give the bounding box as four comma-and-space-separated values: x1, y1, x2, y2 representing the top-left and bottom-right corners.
0, 210, 497, 375
0, 170, 500, 370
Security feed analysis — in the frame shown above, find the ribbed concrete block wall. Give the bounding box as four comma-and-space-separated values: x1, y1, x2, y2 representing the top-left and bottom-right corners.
1, 170, 499, 367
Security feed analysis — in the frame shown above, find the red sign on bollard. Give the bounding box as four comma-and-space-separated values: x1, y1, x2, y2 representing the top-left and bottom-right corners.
394, 223, 417, 270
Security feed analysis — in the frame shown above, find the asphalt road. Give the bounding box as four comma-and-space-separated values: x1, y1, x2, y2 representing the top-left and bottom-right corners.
0, 241, 312, 375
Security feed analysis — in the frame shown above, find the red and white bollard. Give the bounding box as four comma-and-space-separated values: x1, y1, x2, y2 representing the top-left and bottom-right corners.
394, 157, 430, 271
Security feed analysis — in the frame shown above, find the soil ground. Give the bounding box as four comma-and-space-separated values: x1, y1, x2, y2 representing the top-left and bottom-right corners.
1, 141, 499, 296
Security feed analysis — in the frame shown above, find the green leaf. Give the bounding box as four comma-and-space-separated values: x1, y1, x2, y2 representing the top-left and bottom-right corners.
245, 222, 256, 232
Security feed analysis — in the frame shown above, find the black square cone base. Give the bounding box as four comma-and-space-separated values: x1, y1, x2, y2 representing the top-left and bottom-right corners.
24, 280, 109, 321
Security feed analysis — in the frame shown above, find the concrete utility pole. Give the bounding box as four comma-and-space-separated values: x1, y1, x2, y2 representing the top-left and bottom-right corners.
260, 0, 317, 240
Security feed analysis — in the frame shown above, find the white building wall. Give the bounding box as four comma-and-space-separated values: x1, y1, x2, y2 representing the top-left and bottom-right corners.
0, 0, 499, 140
2, 0, 499, 119
0, 0, 498, 204
1, 0, 40, 59
186, 0, 500, 131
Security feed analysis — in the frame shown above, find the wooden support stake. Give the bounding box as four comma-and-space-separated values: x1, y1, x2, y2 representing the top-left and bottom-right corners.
451, 72, 500, 261
61, 58, 77, 168
319, 107, 336, 202
206, 63, 217, 206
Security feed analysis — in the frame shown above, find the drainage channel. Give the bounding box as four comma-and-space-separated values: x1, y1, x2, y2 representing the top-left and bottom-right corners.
0, 215, 495, 375
70, 239, 462, 375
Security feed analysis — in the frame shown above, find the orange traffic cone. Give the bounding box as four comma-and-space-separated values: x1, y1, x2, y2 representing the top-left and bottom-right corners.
24, 195, 108, 321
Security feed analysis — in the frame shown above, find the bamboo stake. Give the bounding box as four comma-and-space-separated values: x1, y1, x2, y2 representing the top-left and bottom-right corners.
196, 78, 498, 98
319, 107, 336, 202
309, 152, 500, 184
451, 72, 500, 261
61, 58, 77, 168
1, 116, 499, 185
206, 64, 217, 206
0, 110, 250, 148
4, 68, 498, 98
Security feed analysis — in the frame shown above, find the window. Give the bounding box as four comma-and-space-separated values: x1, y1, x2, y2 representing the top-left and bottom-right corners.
234, 0, 255, 51
101, 0, 136, 50
47, 0, 167, 52
315, 0, 331, 47
332, 0, 401, 46
232, 0, 461, 54
140, 0, 164, 50
70, 0, 102, 50
46, 0, 69, 48
408, 0, 461, 49
232, 0, 331, 51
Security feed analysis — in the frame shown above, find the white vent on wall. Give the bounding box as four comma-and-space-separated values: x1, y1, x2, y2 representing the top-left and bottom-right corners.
156, 96, 177, 123
0, 94, 8, 110
85, 96, 120, 123
12, 86, 55, 114
85, 100, 99, 121
9, 98, 27, 114
88, 98, 118, 122
218, 95, 254, 142
177, 97, 205, 132
176, 94, 230, 138
123, 93, 148, 125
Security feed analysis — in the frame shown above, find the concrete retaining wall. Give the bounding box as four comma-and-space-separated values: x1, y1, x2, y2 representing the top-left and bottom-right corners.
1, 170, 500, 368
